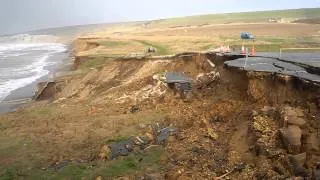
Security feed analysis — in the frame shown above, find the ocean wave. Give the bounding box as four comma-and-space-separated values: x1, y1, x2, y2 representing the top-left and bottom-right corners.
0, 52, 29, 58
0, 43, 67, 53
1, 54, 51, 76
0, 34, 61, 44
0, 68, 49, 102
0, 41, 67, 102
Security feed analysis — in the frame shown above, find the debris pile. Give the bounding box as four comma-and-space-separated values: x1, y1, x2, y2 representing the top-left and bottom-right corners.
155, 72, 193, 98
196, 71, 220, 89
247, 106, 320, 179
99, 124, 177, 160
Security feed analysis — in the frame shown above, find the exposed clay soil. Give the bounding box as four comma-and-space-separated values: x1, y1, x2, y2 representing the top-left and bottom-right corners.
1, 52, 320, 179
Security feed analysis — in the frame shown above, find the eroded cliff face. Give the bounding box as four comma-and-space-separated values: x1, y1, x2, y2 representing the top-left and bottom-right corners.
246, 71, 320, 107
26, 51, 320, 179
72, 38, 100, 69
72, 38, 100, 54
209, 55, 320, 179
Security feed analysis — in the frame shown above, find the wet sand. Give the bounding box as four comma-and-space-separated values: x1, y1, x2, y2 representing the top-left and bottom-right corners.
0, 51, 70, 114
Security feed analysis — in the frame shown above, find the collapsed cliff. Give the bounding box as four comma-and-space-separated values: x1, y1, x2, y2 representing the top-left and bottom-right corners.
23, 49, 320, 179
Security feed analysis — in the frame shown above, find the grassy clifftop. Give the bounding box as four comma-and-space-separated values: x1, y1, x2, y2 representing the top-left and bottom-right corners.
149, 8, 320, 27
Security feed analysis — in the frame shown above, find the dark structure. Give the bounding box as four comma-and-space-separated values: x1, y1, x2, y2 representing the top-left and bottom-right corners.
165, 72, 192, 98
147, 47, 156, 53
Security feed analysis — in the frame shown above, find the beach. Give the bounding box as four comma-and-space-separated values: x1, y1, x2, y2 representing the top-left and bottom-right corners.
0, 36, 69, 113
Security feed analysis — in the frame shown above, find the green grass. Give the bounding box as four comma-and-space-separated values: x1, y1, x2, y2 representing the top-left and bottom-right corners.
98, 40, 130, 47
151, 8, 320, 27
135, 40, 171, 55
0, 146, 164, 180
0, 136, 46, 180
96, 146, 163, 178
76, 56, 114, 74
200, 44, 216, 51
105, 136, 131, 144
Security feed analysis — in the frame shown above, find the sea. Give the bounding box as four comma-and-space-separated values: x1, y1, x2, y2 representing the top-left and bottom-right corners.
0, 34, 68, 112
0, 24, 112, 113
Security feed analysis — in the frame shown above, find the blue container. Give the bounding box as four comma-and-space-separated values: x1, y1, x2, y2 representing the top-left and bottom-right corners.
240, 32, 255, 39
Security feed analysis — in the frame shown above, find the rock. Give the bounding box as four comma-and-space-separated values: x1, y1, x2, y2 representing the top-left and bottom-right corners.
109, 139, 134, 159
133, 136, 148, 146
252, 110, 259, 117
283, 106, 305, 117
234, 162, 246, 172
144, 132, 155, 143
288, 153, 311, 177
130, 105, 140, 113
260, 106, 276, 117
313, 163, 320, 180
96, 176, 103, 180
289, 153, 307, 165
273, 162, 288, 176
249, 113, 278, 156
165, 169, 183, 180
307, 133, 320, 152
287, 117, 306, 128
207, 128, 218, 140
202, 118, 218, 140
281, 106, 306, 128
279, 125, 302, 154
156, 127, 177, 144
99, 145, 112, 160
314, 169, 320, 180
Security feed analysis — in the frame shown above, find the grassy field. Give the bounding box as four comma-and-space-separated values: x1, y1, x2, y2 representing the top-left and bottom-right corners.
149, 8, 320, 27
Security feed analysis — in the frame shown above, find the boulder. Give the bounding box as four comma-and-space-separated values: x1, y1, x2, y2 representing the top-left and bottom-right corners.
281, 106, 306, 128
260, 106, 276, 117
289, 152, 307, 165
288, 153, 311, 177
283, 106, 305, 118
279, 125, 302, 154
99, 145, 112, 160
287, 117, 306, 128
313, 163, 320, 180
307, 133, 320, 152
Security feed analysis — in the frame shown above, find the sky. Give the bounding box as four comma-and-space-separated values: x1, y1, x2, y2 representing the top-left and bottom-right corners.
0, 0, 319, 35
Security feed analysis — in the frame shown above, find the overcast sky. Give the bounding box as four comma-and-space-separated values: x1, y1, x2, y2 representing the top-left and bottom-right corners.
0, 0, 319, 35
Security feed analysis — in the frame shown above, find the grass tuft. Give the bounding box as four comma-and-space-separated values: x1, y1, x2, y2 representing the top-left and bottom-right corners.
135, 40, 171, 55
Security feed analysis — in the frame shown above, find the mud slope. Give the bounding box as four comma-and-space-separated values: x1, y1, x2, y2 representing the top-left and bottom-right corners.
60, 52, 320, 178
1, 52, 319, 179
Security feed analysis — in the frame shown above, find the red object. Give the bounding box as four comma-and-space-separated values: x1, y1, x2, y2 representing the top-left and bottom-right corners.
240, 44, 246, 54
251, 44, 256, 56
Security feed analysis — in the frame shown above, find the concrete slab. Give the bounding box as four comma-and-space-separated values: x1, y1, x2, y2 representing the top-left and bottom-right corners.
165, 72, 191, 84
224, 56, 320, 83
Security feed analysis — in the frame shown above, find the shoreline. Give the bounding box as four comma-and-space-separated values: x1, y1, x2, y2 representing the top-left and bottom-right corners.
0, 47, 71, 114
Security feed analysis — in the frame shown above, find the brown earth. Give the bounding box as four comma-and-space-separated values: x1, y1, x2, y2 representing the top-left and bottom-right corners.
0, 22, 320, 179
1, 49, 320, 179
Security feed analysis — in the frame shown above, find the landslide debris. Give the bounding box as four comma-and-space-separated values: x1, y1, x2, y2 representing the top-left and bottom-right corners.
2, 51, 319, 179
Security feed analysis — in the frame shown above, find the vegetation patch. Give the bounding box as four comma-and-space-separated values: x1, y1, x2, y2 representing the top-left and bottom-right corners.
98, 40, 130, 47
135, 40, 171, 55
105, 136, 131, 144
1, 147, 164, 179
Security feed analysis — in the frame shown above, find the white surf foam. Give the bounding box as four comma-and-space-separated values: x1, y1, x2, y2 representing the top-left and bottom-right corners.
0, 38, 67, 102
0, 43, 66, 53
